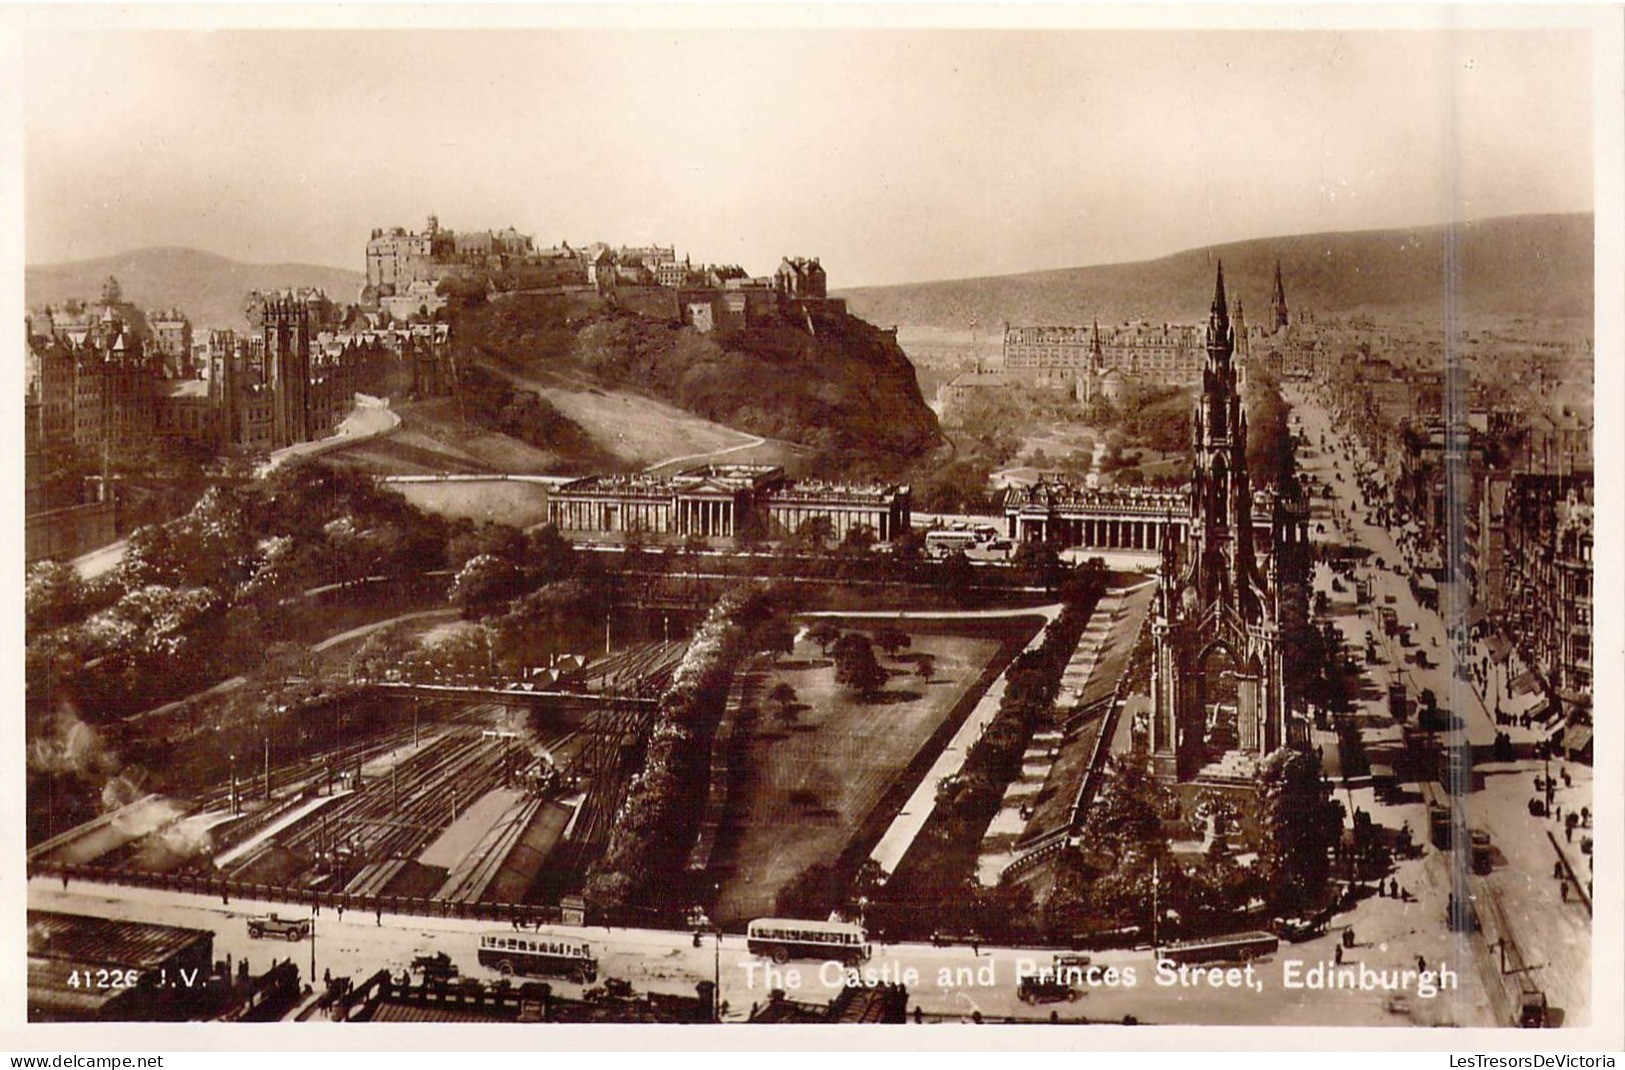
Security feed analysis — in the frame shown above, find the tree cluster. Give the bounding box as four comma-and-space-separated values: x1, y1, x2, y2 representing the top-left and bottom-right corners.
583, 585, 793, 919
873, 592, 1101, 939
26, 466, 454, 718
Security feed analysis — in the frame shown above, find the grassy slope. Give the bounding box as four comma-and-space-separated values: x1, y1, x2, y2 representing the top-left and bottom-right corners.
455, 298, 942, 472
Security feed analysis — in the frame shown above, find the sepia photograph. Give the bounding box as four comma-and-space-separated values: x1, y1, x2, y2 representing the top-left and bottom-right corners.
5, 3, 1620, 1052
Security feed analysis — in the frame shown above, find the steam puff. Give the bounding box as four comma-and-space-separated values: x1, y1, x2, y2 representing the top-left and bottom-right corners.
28, 709, 121, 781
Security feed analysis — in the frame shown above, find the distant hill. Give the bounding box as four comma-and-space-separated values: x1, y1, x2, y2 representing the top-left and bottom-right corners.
838, 214, 1593, 332
26, 247, 365, 330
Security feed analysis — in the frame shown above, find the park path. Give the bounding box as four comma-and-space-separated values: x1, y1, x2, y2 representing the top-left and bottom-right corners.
865, 604, 1064, 875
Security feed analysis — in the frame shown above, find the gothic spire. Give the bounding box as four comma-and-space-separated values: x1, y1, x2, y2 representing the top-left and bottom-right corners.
1273, 259, 1289, 330
1211, 261, 1229, 330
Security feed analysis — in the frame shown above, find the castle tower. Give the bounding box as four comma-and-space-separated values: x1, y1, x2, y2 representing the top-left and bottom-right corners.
264, 296, 312, 449
1272, 260, 1289, 333
1151, 262, 1287, 781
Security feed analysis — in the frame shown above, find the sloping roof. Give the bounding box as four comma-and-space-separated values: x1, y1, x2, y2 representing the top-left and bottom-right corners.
28, 959, 131, 1021
28, 911, 212, 970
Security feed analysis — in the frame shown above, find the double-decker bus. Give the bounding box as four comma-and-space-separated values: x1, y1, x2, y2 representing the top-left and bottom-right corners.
478, 932, 597, 984
746, 918, 870, 965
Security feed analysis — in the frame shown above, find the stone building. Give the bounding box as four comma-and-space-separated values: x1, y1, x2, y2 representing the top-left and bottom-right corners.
1503, 471, 1593, 714
764, 479, 912, 542
1003, 321, 1206, 392
547, 464, 911, 543
364, 215, 536, 309
549, 465, 788, 539
27, 281, 444, 458
1150, 265, 1307, 782
775, 257, 827, 300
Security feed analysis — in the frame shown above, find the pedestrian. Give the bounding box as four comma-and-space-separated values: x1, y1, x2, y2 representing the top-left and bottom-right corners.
1554, 861, 1565, 879
337, 903, 344, 921
1560, 882, 1569, 902
62, 873, 68, 891
1416, 955, 1426, 973
376, 908, 382, 926
1565, 826, 1573, 843
1390, 878, 1399, 899
1334, 945, 1343, 966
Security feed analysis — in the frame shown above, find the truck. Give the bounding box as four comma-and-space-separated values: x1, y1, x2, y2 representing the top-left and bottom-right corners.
247, 913, 312, 941
411, 951, 459, 981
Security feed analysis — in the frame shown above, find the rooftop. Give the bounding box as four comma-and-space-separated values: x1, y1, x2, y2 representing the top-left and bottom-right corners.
29, 910, 213, 970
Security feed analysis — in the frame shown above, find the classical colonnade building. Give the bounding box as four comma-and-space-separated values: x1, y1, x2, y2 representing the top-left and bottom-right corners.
1003, 482, 1293, 560
547, 464, 910, 542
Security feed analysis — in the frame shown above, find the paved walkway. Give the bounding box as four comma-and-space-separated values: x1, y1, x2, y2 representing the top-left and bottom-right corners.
973, 584, 1152, 883
866, 606, 1062, 875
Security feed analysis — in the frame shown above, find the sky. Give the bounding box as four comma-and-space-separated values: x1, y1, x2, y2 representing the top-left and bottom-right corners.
20, 15, 1599, 288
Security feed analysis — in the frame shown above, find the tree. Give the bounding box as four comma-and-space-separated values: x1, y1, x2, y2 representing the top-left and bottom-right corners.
768, 682, 799, 726
832, 633, 887, 696
1255, 747, 1345, 913
525, 524, 575, 581
914, 654, 937, 683
1092, 750, 1171, 868
840, 524, 877, 553
872, 625, 911, 658
806, 619, 842, 656
1013, 538, 1064, 590
796, 516, 836, 551
349, 628, 411, 682
26, 560, 89, 633
744, 612, 796, 661
449, 553, 523, 616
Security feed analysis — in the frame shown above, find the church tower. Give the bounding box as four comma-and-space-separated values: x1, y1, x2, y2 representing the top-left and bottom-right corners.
1151, 263, 1288, 781
264, 295, 312, 449
1272, 260, 1290, 333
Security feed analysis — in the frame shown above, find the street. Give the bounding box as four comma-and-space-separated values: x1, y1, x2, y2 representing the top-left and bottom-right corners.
1288, 384, 1591, 1028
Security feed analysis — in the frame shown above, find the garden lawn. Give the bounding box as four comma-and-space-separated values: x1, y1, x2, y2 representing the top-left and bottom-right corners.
712, 631, 1003, 924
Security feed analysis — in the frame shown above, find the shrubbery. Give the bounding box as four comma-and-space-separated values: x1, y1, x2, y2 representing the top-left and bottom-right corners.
583, 585, 790, 918
873, 572, 1105, 938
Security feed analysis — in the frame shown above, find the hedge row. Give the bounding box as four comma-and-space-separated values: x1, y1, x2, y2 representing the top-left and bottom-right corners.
581, 585, 778, 916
